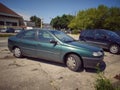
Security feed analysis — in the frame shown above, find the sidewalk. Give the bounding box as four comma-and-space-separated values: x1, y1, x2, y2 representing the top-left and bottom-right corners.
68, 34, 79, 40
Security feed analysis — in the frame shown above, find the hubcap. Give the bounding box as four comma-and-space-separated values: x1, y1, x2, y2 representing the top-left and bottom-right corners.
67, 56, 76, 69
14, 48, 21, 57
110, 45, 118, 54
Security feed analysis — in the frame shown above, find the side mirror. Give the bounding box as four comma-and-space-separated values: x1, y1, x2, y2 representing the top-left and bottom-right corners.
50, 40, 57, 45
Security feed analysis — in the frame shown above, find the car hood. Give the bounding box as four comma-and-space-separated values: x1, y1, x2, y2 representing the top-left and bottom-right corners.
64, 41, 103, 52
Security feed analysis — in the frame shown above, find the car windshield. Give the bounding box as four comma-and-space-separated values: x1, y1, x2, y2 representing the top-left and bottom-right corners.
50, 30, 75, 43
107, 30, 120, 38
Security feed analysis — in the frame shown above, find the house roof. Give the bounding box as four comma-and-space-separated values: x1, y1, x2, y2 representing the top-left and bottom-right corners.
0, 3, 21, 18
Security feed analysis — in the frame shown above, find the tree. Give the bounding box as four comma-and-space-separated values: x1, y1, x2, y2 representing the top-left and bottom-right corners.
103, 7, 120, 30
68, 5, 120, 31
94, 5, 109, 29
50, 14, 74, 30
50, 16, 61, 29
19, 17, 25, 26
30, 15, 41, 27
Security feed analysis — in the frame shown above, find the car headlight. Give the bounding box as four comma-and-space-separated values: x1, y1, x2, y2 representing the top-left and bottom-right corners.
93, 51, 103, 56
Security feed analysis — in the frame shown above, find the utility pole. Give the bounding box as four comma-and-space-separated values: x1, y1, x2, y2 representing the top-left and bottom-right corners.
41, 18, 43, 29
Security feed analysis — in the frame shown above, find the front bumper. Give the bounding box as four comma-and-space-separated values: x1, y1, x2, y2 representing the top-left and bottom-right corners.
82, 56, 104, 69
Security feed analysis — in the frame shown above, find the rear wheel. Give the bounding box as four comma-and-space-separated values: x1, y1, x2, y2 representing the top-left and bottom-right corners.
13, 47, 22, 58
109, 44, 120, 54
66, 54, 82, 71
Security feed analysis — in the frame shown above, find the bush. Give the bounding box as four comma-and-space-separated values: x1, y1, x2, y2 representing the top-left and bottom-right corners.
95, 70, 120, 90
95, 72, 114, 90
71, 29, 80, 34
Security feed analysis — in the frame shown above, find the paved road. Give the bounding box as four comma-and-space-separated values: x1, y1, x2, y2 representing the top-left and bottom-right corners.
0, 37, 8, 48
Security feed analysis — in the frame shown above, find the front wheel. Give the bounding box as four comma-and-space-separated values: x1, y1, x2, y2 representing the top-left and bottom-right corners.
109, 44, 120, 54
13, 47, 22, 58
66, 54, 83, 71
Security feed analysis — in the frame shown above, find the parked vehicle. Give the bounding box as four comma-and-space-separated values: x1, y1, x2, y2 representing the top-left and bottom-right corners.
0, 28, 7, 33
115, 30, 120, 36
6, 28, 15, 33
15, 29, 24, 33
79, 29, 120, 54
8, 29, 104, 71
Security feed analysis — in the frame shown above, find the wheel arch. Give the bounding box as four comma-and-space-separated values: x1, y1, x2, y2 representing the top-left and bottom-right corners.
109, 43, 120, 54
12, 46, 19, 51
109, 43, 119, 47
63, 52, 83, 65
12, 46, 22, 54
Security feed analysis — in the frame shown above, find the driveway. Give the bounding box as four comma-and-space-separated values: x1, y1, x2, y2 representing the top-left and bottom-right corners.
0, 36, 120, 90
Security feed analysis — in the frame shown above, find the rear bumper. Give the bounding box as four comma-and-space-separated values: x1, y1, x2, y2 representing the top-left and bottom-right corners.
82, 56, 104, 69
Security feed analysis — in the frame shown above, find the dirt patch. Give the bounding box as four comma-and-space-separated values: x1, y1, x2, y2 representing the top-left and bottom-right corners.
114, 74, 120, 81
0, 48, 14, 59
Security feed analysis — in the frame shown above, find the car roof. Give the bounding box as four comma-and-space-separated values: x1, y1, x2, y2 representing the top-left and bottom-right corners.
27, 29, 56, 32
81, 29, 113, 32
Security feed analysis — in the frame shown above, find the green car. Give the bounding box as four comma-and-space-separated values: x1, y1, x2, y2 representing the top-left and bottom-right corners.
8, 29, 104, 71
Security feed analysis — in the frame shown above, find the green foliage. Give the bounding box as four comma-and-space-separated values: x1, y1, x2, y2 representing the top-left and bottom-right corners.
94, 67, 120, 90
71, 29, 80, 34
95, 72, 114, 90
103, 7, 120, 30
0, 33, 15, 37
50, 14, 74, 29
30, 15, 41, 27
68, 5, 120, 31
50, 5, 120, 31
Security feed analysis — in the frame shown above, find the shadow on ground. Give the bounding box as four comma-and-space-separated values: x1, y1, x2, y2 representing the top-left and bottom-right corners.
22, 56, 106, 73
26, 57, 66, 67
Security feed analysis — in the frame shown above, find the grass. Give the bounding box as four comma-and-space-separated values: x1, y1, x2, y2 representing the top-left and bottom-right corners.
95, 72, 114, 90
94, 67, 120, 90
0, 33, 15, 37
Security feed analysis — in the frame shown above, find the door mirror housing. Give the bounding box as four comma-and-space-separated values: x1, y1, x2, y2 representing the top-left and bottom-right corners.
50, 40, 57, 45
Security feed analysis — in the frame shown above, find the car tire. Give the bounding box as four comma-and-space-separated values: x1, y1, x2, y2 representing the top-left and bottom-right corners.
109, 44, 120, 54
66, 54, 83, 71
13, 47, 22, 58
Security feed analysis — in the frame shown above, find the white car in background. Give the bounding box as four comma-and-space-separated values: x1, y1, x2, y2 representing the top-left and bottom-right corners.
15, 29, 24, 33
0, 28, 7, 33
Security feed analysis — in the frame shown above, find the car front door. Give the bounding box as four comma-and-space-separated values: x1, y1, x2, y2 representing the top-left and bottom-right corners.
83, 30, 96, 45
37, 31, 61, 62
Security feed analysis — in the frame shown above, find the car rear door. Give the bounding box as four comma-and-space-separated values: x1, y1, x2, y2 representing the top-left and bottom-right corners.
94, 30, 109, 49
20, 30, 38, 57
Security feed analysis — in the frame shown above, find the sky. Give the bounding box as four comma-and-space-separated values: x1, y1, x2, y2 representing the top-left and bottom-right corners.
0, 0, 120, 23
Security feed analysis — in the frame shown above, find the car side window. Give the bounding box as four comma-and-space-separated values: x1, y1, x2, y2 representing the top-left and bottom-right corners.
38, 31, 55, 43
80, 31, 85, 36
95, 31, 106, 39
22, 30, 36, 40
85, 30, 95, 38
